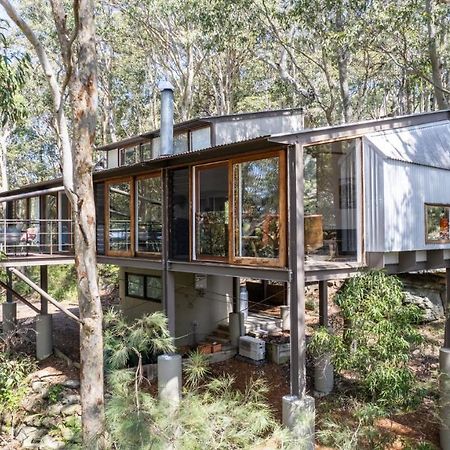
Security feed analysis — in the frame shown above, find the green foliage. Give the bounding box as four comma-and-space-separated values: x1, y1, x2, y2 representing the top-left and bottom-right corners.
183, 350, 210, 389
0, 20, 30, 127
103, 309, 174, 370
312, 270, 423, 408
106, 369, 294, 449
0, 352, 35, 414
47, 384, 63, 404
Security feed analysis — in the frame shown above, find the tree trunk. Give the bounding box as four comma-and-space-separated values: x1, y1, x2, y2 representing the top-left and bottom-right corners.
68, 1, 105, 446
0, 125, 10, 192
425, 0, 448, 109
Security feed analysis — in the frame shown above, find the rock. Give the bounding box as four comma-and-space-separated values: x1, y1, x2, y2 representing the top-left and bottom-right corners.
38, 434, 65, 450
47, 403, 64, 416
21, 394, 40, 413
16, 426, 45, 444
24, 414, 43, 428
60, 426, 75, 441
32, 381, 47, 393
62, 394, 80, 405
62, 379, 80, 389
403, 286, 444, 322
61, 403, 81, 416
41, 417, 57, 429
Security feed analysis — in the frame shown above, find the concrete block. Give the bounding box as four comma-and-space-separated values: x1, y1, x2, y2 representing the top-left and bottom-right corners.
36, 314, 53, 361
158, 354, 182, 406
282, 394, 315, 450
2, 302, 17, 334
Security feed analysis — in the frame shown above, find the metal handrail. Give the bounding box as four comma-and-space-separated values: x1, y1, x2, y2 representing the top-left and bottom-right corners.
0, 219, 74, 256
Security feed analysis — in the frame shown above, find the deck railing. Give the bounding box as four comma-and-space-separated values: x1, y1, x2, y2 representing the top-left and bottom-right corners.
0, 219, 74, 256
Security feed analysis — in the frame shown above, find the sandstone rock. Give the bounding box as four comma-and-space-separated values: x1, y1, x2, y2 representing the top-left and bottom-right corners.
41, 417, 57, 429
62, 394, 80, 405
403, 286, 444, 322
62, 379, 80, 389
16, 426, 45, 444
61, 403, 81, 416
23, 414, 43, 428
32, 381, 46, 393
47, 403, 64, 416
38, 434, 65, 450
60, 426, 75, 441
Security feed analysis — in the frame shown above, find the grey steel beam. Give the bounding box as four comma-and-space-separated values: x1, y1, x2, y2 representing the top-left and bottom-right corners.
6, 270, 13, 303
288, 143, 306, 397
168, 260, 291, 282
445, 268, 450, 348
40, 265, 48, 315
97, 256, 162, 271
0, 256, 74, 268
319, 280, 328, 328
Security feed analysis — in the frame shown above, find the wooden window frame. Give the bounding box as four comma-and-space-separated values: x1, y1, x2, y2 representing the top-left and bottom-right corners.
230, 150, 287, 268
105, 176, 135, 257
193, 161, 230, 262
125, 272, 162, 303
135, 171, 163, 257
425, 203, 450, 244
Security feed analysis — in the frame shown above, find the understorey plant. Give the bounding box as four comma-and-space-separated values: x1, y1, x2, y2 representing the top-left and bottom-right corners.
310, 270, 423, 409
339, 270, 423, 407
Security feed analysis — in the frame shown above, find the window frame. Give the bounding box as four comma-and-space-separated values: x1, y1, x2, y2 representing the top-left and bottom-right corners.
125, 272, 162, 303
135, 171, 163, 257
105, 176, 135, 257
193, 161, 230, 262
425, 203, 450, 244
230, 150, 287, 268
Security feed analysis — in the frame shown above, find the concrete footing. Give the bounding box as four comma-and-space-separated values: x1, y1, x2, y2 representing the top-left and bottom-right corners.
229, 312, 244, 347
440, 347, 450, 449
314, 353, 334, 396
282, 394, 315, 450
280, 306, 290, 331
158, 354, 182, 405
2, 302, 17, 334
36, 314, 53, 360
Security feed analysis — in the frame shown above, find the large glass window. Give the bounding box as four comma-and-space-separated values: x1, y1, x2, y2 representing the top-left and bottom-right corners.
304, 139, 359, 261
95, 183, 105, 254
191, 127, 211, 151
136, 175, 162, 253
233, 156, 282, 260
426, 204, 450, 242
107, 179, 132, 254
174, 132, 189, 154
195, 164, 229, 258
126, 272, 162, 302
169, 168, 190, 260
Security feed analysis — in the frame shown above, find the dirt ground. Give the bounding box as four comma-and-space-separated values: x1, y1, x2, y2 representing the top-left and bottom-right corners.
3, 285, 444, 449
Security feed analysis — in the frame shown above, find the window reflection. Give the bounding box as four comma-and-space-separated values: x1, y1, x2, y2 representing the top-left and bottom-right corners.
196, 165, 228, 258
109, 181, 132, 252
137, 176, 162, 253
426, 205, 450, 242
234, 157, 280, 259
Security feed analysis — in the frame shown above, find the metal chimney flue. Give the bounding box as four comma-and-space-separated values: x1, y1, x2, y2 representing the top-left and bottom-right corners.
158, 80, 175, 156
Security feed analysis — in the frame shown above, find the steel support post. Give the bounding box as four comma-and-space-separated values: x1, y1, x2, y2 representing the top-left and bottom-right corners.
283, 143, 315, 448
40, 265, 48, 315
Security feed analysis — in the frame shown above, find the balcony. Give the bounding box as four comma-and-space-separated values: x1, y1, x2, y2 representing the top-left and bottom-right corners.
0, 219, 73, 257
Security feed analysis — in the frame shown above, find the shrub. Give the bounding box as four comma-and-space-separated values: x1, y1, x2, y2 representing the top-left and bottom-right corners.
103, 309, 175, 370
0, 352, 36, 415
106, 370, 291, 450
311, 270, 423, 408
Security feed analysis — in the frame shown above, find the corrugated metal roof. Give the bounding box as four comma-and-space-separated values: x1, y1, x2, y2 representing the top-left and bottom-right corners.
366, 121, 450, 169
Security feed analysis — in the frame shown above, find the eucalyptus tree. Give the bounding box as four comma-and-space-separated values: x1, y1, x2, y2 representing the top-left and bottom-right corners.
0, 1, 106, 448
0, 19, 29, 192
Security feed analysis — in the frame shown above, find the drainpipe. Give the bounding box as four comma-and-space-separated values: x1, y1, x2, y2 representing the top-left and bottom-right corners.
159, 80, 175, 156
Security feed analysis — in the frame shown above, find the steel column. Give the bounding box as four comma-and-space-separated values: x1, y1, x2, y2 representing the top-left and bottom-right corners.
288, 143, 306, 397
445, 268, 450, 348
162, 169, 176, 336
319, 280, 328, 328
40, 265, 48, 315
6, 270, 13, 303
